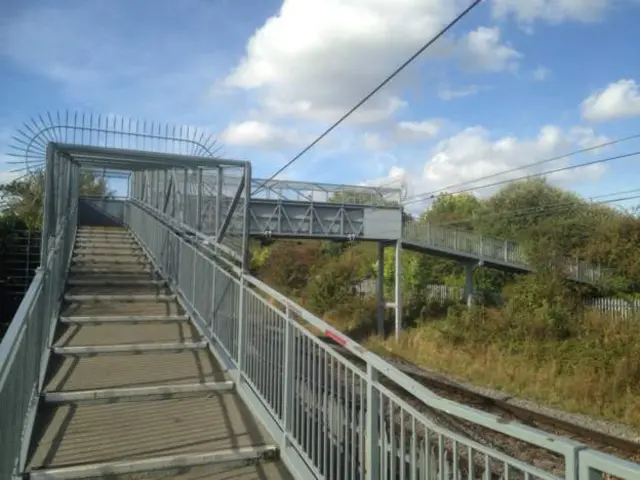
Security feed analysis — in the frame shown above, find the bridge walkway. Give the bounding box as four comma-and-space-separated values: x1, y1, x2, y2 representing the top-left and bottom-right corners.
24, 226, 291, 479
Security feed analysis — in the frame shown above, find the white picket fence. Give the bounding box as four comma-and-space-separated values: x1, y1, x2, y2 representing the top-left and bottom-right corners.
355, 279, 640, 319
584, 297, 640, 319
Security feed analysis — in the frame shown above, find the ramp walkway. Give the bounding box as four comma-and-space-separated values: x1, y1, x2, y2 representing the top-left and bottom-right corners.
25, 226, 290, 479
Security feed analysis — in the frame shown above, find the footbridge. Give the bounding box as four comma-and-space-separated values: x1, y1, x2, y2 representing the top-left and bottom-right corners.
1, 116, 635, 480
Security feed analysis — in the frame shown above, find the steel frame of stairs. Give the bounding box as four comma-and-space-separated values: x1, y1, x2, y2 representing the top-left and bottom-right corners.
2, 114, 638, 480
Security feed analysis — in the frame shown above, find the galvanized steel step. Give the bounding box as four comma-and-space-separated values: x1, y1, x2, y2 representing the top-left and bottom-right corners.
27, 445, 279, 480
59, 314, 187, 324
44, 381, 235, 403
52, 341, 207, 355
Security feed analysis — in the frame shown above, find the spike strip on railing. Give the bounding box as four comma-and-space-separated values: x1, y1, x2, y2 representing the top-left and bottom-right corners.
6, 111, 221, 175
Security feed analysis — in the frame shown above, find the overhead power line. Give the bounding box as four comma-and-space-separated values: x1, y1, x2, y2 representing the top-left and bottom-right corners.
399, 132, 640, 204
402, 150, 640, 206
252, 0, 485, 196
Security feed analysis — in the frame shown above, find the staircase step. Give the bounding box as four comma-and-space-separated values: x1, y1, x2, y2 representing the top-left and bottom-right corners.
54, 321, 200, 347
60, 299, 182, 317
75, 236, 134, 242
74, 241, 138, 248
66, 279, 166, 286
27, 445, 279, 480
72, 253, 146, 260
69, 267, 155, 274
60, 314, 188, 324
64, 294, 175, 302
71, 258, 150, 265
73, 250, 146, 256
53, 341, 207, 355
45, 349, 227, 392
65, 285, 171, 296
44, 381, 235, 403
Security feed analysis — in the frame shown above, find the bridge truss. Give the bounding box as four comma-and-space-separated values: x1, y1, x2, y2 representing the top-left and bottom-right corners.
1, 113, 634, 480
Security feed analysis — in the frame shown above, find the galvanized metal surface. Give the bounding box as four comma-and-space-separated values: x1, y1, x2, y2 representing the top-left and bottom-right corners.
1, 115, 636, 480
25, 226, 285, 479
403, 222, 604, 285
126, 201, 640, 479
0, 143, 78, 480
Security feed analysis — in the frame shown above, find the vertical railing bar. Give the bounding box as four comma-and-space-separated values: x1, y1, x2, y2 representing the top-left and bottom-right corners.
365, 363, 379, 480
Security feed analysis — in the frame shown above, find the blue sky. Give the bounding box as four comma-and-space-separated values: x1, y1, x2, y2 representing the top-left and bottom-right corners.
1, 0, 640, 211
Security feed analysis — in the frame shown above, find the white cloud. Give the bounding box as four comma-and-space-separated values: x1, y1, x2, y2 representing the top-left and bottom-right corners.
581, 79, 640, 122
532, 65, 551, 81
224, 1, 521, 123
362, 133, 386, 151
0, 169, 20, 185
0, 1, 232, 123
396, 120, 442, 141
438, 84, 482, 100
460, 27, 521, 73
491, 0, 610, 25
220, 120, 308, 149
370, 124, 610, 211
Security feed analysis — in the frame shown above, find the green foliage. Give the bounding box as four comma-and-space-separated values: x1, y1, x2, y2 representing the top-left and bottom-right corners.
255, 240, 325, 297
307, 253, 363, 313
253, 178, 640, 332
0, 170, 113, 230
420, 192, 481, 230
251, 178, 640, 427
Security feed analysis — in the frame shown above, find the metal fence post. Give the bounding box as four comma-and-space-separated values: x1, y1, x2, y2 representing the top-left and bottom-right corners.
377, 243, 385, 337
215, 167, 223, 239
365, 362, 379, 480
282, 306, 294, 445
39, 145, 55, 267
190, 241, 197, 306
237, 275, 245, 372
196, 167, 203, 231
242, 162, 252, 272
394, 240, 402, 340
182, 168, 188, 224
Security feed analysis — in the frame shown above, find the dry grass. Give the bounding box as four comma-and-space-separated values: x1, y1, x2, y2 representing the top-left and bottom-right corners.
361, 310, 640, 430
265, 288, 640, 430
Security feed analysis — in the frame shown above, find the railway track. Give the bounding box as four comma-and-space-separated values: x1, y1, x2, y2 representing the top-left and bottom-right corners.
319, 337, 640, 475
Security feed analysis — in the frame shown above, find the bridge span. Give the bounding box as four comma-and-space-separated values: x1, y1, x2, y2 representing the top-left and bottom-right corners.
1, 116, 636, 480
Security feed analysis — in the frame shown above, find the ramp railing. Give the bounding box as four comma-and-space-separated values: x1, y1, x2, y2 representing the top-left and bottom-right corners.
124, 200, 639, 480
0, 149, 79, 480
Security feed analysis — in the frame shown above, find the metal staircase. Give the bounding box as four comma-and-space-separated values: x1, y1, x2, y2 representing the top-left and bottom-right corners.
25, 226, 289, 479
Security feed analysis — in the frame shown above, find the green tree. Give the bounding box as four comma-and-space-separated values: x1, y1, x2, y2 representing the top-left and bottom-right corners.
0, 170, 113, 230
420, 192, 481, 230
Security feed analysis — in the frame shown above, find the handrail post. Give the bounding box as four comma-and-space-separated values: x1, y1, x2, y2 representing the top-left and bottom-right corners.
365, 362, 379, 480
196, 167, 203, 231
282, 306, 294, 445
237, 275, 245, 373
40, 144, 55, 267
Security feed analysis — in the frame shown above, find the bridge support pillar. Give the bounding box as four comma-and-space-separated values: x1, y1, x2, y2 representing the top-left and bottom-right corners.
376, 242, 384, 336
464, 262, 474, 308
394, 240, 403, 340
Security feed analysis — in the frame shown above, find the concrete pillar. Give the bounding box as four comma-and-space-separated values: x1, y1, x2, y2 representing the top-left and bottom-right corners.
464, 262, 474, 308
376, 242, 385, 337
394, 240, 403, 340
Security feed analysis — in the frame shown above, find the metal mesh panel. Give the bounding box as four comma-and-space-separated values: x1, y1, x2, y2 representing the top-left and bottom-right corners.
124, 203, 640, 480
0, 155, 78, 479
